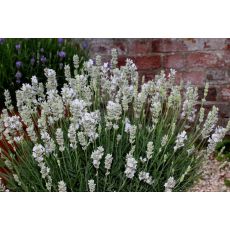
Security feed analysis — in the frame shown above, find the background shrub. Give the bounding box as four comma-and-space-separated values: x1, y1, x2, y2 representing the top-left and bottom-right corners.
0, 38, 88, 110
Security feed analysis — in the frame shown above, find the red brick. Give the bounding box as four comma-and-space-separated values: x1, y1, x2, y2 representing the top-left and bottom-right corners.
129, 39, 152, 55
206, 69, 227, 81
202, 39, 226, 50
134, 56, 161, 69
198, 87, 217, 101
180, 71, 206, 85
152, 39, 187, 52
163, 53, 185, 69
112, 40, 128, 55
152, 39, 226, 52
202, 103, 230, 121
224, 39, 230, 50
218, 103, 230, 118
222, 51, 230, 67
174, 72, 183, 85
152, 39, 162, 52
118, 56, 127, 66
183, 39, 199, 51
201, 104, 230, 121
221, 87, 230, 101
139, 69, 159, 82
202, 104, 214, 115
186, 52, 219, 68
183, 39, 225, 51
218, 118, 230, 129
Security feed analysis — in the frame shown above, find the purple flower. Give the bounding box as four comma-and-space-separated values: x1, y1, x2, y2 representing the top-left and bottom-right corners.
30, 57, 35, 65
15, 44, 21, 50
15, 71, 22, 84
59, 63, 64, 70
82, 40, 88, 49
58, 38, 64, 44
16, 61, 22, 69
0, 38, 5, 45
58, 51, 66, 59
40, 55, 47, 64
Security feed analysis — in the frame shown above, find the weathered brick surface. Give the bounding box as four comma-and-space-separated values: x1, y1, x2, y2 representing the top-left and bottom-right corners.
181, 71, 206, 85
186, 52, 220, 68
78, 38, 230, 123
152, 39, 188, 52
221, 87, 230, 101
133, 55, 161, 69
128, 39, 152, 55
163, 53, 185, 69
206, 69, 227, 81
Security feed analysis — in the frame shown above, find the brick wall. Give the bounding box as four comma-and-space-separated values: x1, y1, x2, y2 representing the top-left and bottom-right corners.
82, 38, 230, 125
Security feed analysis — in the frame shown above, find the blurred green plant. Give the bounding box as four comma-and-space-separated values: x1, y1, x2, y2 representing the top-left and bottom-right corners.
0, 38, 88, 109
215, 138, 230, 161
224, 178, 230, 187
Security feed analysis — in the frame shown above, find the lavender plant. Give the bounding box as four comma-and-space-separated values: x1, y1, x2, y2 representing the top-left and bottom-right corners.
0, 38, 88, 110
0, 50, 229, 192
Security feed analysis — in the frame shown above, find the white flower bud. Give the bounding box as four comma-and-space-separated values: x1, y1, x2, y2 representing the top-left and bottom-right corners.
146, 141, 154, 160
4, 89, 13, 111
88, 179, 96, 192
124, 153, 137, 179
91, 146, 104, 170
164, 176, 176, 192
138, 171, 154, 185
56, 128, 65, 152
105, 154, 113, 175
32, 144, 45, 163
68, 124, 77, 149
58, 180, 67, 192
174, 131, 187, 152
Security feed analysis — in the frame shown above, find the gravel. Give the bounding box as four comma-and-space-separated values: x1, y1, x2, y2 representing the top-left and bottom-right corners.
189, 155, 230, 192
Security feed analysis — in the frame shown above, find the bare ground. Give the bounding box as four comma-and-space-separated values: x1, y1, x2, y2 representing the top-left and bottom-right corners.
189, 155, 230, 192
